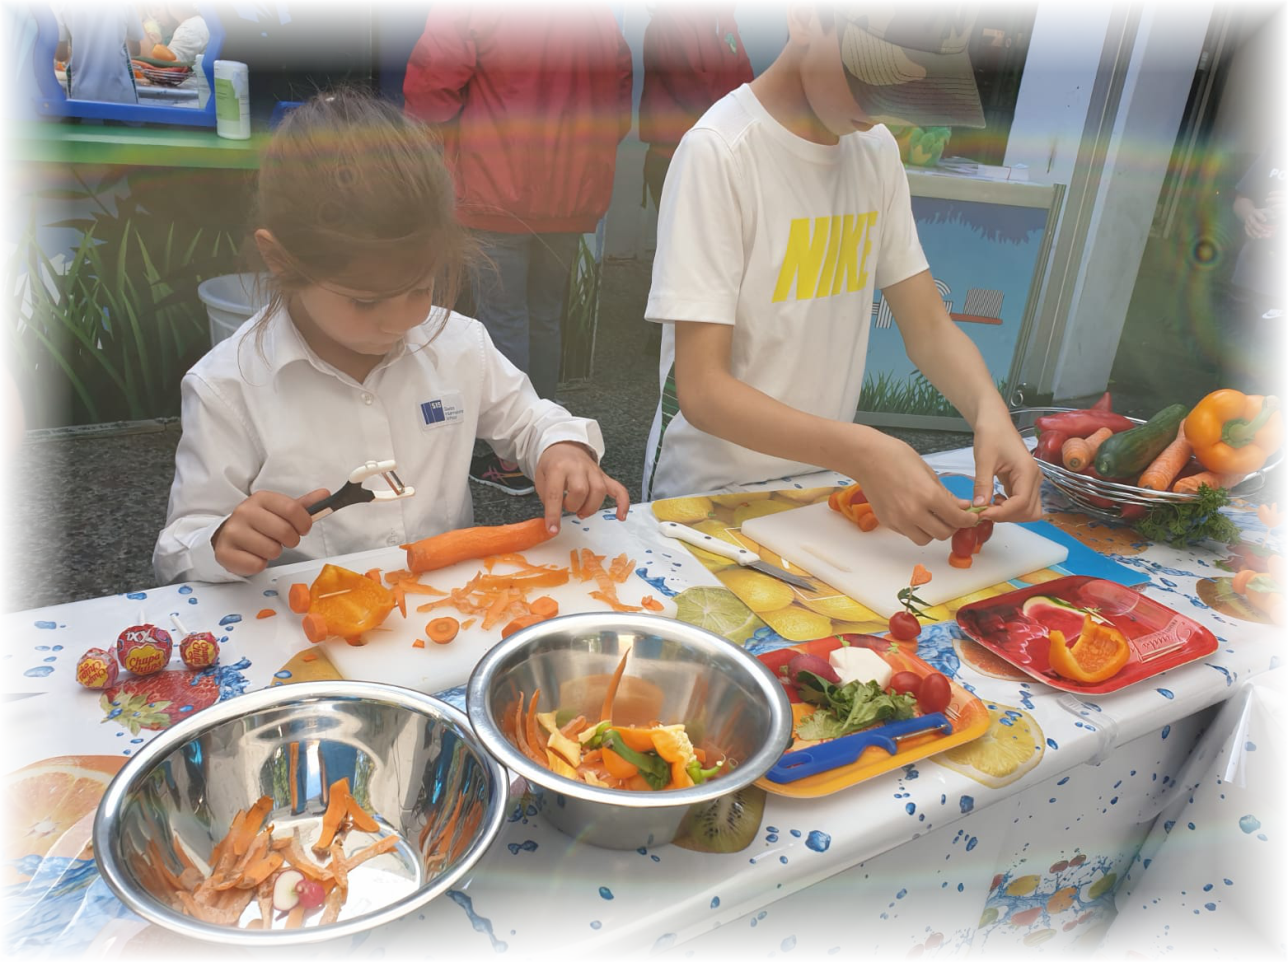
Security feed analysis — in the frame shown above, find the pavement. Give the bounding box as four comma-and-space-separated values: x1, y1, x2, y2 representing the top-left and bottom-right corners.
3, 254, 1095, 612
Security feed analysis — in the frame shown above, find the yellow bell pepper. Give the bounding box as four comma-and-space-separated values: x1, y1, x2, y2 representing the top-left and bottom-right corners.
307, 564, 396, 641
1184, 390, 1282, 475
1047, 615, 1130, 684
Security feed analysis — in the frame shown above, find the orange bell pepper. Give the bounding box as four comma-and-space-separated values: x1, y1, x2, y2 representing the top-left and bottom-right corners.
307, 564, 396, 641
1047, 615, 1130, 684
1184, 391, 1282, 475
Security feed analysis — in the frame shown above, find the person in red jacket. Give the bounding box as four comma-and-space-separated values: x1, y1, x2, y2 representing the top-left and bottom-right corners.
404, 4, 632, 495
639, 4, 754, 210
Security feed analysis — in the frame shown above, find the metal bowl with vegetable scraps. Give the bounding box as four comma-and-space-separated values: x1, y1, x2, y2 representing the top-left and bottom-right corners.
93, 681, 508, 945
467, 612, 794, 850
1014, 407, 1280, 525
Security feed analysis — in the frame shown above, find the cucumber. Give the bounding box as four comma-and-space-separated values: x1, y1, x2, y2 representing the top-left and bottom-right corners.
1093, 404, 1188, 480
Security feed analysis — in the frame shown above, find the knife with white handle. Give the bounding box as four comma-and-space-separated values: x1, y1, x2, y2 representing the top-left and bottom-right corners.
659, 521, 816, 590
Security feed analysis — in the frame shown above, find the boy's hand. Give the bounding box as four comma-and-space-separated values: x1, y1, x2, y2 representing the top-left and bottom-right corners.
212, 488, 328, 576
846, 432, 978, 545
534, 442, 630, 534
971, 414, 1043, 523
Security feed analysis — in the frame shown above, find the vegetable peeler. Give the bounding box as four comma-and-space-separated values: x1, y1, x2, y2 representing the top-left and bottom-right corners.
764, 712, 954, 784
307, 460, 415, 519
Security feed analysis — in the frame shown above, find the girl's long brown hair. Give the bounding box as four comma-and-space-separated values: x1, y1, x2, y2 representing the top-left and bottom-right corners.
251, 88, 474, 332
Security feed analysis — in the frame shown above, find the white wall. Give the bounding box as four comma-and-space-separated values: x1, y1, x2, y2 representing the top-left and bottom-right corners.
1047, 2, 1214, 400
602, 1, 787, 259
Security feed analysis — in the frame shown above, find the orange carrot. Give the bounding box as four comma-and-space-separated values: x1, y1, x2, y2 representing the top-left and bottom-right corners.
382, 569, 414, 585
395, 583, 447, 596
474, 569, 569, 591
461, 618, 476, 630
342, 835, 398, 871
313, 779, 351, 852
526, 688, 545, 755
256, 608, 277, 619
393, 586, 407, 619
502, 614, 542, 638
288, 584, 311, 614
911, 564, 932, 587
600, 650, 631, 723
1232, 568, 1258, 595
856, 512, 880, 532
570, 549, 581, 580
529, 596, 559, 619
427, 617, 459, 645
412, 639, 426, 649
1062, 427, 1113, 472
1138, 425, 1193, 491
302, 612, 328, 643
345, 793, 380, 834
364, 568, 382, 582
404, 518, 555, 574
1172, 471, 1246, 494
948, 553, 973, 569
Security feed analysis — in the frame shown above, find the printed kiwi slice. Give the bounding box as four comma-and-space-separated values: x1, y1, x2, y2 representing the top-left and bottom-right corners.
671, 785, 765, 854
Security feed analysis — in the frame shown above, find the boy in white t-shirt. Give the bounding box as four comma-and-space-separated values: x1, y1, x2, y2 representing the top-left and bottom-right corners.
644, 4, 1041, 545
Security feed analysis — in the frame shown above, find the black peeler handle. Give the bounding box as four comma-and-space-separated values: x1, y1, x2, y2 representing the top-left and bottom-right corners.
307, 482, 374, 518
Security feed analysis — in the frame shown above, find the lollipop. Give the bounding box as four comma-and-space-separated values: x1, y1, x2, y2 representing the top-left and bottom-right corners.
76, 648, 120, 689
172, 615, 220, 669
115, 623, 173, 675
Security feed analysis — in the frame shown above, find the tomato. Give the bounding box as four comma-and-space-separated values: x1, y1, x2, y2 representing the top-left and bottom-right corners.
887, 611, 921, 641
974, 519, 995, 546
887, 671, 922, 697
917, 672, 952, 714
951, 527, 978, 557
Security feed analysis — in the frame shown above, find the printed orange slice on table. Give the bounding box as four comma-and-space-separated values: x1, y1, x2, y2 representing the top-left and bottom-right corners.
932, 704, 1044, 789
3, 755, 126, 880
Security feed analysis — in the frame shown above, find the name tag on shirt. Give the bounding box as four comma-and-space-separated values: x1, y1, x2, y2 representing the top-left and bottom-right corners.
418, 391, 465, 430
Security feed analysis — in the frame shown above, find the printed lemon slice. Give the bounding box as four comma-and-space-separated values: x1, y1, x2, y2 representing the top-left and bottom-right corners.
716, 567, 796, 613
3, 755, 127, 876
732, 500, 797, 526
654, 496, 715, 524
673, 586, 760, 644
774, 486, 838, 504
933, 703, 1044, 789
758, 604, 834, 642
798, 592, 872, 623
708, 491, 773, 508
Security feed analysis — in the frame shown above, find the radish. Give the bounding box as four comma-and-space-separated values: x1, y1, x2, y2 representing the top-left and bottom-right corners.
786, 653, 840, 686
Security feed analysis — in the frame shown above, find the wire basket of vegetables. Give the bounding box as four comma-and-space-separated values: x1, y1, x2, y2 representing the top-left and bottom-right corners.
1013, 392, 1281, 545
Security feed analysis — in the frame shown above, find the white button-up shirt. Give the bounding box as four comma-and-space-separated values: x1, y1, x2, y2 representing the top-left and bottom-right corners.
153, 305, 603, 584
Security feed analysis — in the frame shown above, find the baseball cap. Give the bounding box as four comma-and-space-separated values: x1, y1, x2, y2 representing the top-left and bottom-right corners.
837, 5, 986, 129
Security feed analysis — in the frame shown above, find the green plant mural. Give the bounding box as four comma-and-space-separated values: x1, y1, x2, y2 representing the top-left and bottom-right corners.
559, 234, 601, 384
7, 168, 250, 428
859, 371, 1011, 418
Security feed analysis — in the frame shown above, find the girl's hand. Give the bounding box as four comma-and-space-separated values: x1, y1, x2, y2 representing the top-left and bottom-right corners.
213, 488, 329, 576
972, 413, 1043, 522
534, 442, 630, 534
843, 430, 978, 545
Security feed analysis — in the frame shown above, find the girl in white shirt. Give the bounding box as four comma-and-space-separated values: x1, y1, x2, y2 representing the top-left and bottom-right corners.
154, 90, 628, 584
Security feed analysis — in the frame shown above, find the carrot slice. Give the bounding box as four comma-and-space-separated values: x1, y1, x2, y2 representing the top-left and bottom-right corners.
857, 512, 880, 532
525, 688, 545, 755
256, 608, 277, 619
288, 584, 311, 614
502, 614, 542, 638
600, 651, 631, 723
302, 612, 328, 643
1232, 568, 1257, 595
948, 553, 973, 569
529, 596, 559, 619
412, 639, 426, 649
427, 617, 459, 644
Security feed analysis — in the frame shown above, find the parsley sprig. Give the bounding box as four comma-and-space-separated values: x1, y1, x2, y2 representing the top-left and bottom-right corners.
1132, 483, 1242, 548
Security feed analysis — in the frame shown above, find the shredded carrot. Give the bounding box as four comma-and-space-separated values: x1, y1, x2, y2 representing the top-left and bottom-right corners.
364, 568, 382, 582
395, 583, 447, 596
393, 586, 407, 619
343, 835, 398, 871
526, 688, 546, 755
589, 590, 644, 612
412, 639, 426, 649
255, 608, 277, 619
313, 779, 351, 852
382, 569, 414, 585
600, 651, 631, 723
461, 618, 476, 630
475, 569, 570, 591
570, 549, 582, 580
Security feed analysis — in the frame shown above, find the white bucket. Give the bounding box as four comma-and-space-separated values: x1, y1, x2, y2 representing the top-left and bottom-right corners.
197, 273, 271, 346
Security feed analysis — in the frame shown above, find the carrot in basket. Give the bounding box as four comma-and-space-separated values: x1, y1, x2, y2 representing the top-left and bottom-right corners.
404, 518, 555, 574
1138, 425, 1193, 491
1172, 471, 1246, 494
427, 617, 460, 645
1062, 427, 1114, 473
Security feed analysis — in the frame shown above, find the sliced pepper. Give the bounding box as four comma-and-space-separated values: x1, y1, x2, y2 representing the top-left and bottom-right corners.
1184, 390, 1282, 474
307, 564, 397, 641
1047, 615, 1130, 684
599, 731, 669, 790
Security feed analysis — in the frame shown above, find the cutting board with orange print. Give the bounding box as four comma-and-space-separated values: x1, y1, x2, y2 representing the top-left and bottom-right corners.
753, 636, 990, 799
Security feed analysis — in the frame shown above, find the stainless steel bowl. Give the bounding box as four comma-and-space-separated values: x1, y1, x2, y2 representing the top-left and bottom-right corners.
93, 681, 508, 945
466, 612, 793, 849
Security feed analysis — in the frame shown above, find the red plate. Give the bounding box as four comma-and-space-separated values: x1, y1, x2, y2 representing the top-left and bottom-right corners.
955, 576, 1218, 694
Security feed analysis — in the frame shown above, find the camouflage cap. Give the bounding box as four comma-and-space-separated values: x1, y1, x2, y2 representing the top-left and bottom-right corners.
837, 5, 985, 128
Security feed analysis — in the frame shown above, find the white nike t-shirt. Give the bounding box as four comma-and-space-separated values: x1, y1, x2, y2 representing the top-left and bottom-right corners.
643, 84, 927, 499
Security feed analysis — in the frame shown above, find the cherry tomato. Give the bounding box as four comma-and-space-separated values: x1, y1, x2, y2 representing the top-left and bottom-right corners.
975, 518, 995, 546
887, 671, 922, 697
917, 672, 952, 714
951, 527, 978, 557
887, 611, 921, 641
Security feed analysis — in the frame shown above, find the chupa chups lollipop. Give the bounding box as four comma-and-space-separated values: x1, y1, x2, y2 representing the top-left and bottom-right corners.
75, 648, 120, 689
172, 615, 219, 669
115, 624, 173, 675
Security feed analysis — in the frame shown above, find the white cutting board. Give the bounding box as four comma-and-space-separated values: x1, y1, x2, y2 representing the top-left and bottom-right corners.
741, 502, 1067, 619
269, 530, 673, 693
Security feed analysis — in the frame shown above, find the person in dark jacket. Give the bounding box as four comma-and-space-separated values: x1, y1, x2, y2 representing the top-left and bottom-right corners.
639, 4, 754, 209
405, 4, 632, 495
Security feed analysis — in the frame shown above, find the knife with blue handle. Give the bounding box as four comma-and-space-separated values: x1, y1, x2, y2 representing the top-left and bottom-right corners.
765, 712, 953, 783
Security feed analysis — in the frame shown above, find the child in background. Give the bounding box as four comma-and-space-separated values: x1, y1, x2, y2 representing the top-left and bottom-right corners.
643, 4, 1041, 544
154, 90, 628, 584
